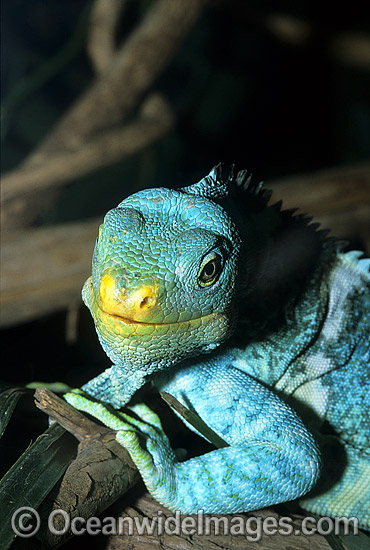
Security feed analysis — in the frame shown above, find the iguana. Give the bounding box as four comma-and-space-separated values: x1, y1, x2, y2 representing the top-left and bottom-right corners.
65, 165, 370, 528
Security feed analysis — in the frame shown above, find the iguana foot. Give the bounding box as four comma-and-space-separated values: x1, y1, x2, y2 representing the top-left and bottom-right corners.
64, 392, 178, 503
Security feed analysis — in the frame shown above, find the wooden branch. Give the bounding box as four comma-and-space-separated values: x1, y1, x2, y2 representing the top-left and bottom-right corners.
268, 162, 370, 250
32, 388, 140, 548
0, 217, 99, 327
263, 12, 370, 70
1, 163, 369, 328
161, 391, 229, 449
34, 387, 106, 442
329, 32, 370, 70
104, 492, 333, 550
87, 0, 128, 74
264, 13, 313, 46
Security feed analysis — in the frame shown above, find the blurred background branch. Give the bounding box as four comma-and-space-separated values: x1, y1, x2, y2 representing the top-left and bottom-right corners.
1, 93, 174, 205
87, 0, 129, 74
264, 12, 370, 70
1, 0, 208, 229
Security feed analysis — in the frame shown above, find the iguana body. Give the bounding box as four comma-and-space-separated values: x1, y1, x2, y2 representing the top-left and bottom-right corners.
65, 166, 370, 528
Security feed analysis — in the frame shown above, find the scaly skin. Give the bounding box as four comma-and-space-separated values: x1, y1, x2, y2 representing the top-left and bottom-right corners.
65, 165, 370, 528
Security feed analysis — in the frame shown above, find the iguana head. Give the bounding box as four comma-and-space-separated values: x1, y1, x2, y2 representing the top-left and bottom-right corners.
82, 165, 248, 370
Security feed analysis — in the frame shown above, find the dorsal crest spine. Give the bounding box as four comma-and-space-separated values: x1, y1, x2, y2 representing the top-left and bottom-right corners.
180, 163, 270, 206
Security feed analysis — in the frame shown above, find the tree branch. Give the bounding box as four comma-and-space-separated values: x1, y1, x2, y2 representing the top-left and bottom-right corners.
1, 0, 209, 229
87, 0, 128, 74
32, 388, 140, 548
1, 93, 174, 204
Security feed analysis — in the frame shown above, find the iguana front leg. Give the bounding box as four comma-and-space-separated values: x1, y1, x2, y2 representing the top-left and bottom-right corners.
78, 364, 148, 409
65, 356, 321, 514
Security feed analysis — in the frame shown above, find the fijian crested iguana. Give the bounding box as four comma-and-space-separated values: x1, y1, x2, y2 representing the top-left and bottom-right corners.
65, 165, 370, 528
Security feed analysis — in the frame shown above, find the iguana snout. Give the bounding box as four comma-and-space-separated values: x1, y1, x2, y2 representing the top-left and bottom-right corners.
98, 271, 159, 323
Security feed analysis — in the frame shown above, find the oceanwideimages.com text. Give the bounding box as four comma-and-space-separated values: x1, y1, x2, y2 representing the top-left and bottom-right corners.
11, 507, 359, 542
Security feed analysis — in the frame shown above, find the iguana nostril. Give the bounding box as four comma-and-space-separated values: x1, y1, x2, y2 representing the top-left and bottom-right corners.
140, 295, 155, 309
99, 272, 158, 320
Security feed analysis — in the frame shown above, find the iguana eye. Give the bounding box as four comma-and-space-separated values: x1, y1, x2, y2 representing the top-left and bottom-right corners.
198, 252, 223, 287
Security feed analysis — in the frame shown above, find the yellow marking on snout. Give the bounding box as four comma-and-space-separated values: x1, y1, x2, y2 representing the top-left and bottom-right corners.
99, 273, 158, 323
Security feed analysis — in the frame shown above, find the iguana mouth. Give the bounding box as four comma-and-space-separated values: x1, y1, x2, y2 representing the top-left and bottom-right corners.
84, 276, 216, 328
97, 301, 213, 327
